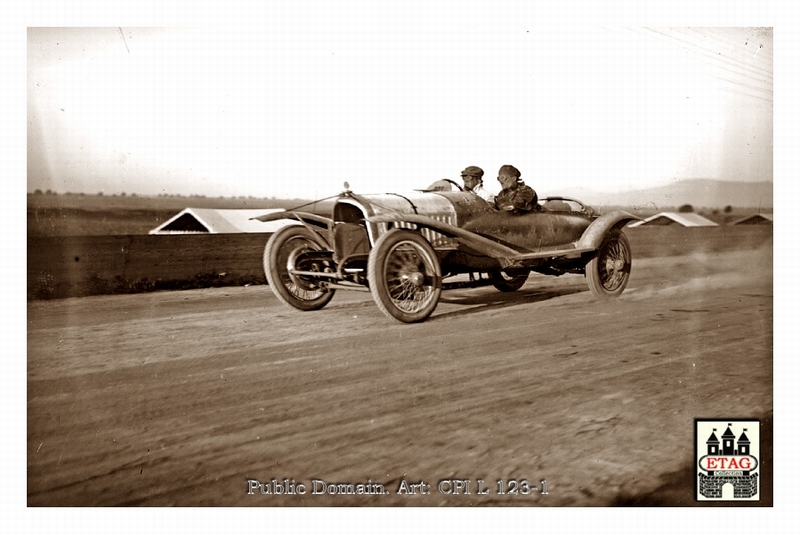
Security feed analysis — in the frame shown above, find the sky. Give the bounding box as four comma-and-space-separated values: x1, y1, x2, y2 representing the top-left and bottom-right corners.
26, 18, 774, 200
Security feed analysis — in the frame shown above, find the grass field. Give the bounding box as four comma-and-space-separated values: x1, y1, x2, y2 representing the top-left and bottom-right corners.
28, 192, 764, 237
27, 192, 334, 237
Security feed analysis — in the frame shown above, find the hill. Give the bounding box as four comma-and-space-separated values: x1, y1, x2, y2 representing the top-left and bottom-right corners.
556, 179, 773, 210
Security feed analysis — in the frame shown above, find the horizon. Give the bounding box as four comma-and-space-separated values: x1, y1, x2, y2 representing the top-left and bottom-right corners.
27, 175, 774, 198
27, 176, 774, 211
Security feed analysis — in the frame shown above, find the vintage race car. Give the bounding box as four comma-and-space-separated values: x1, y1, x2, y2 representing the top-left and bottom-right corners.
256, 183, 638, 323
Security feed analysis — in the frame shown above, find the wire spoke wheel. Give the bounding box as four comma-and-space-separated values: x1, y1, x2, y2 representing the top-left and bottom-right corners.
586, 229, 631, 298
368, 229, 442, 323
264, 225, 335, 311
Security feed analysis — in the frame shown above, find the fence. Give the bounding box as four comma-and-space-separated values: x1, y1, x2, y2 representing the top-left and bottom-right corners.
28, 233, 273, 299
27, 226, 771, 299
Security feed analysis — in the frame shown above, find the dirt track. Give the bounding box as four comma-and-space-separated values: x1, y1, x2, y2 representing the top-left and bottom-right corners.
27, 242, 773, 506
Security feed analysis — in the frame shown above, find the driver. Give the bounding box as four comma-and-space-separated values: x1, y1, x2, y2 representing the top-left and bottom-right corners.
494, 164, 538, 213
461, 166, 494, 202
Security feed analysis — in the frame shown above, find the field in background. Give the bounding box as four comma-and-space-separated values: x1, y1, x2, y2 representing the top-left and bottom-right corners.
27, 192, 334, 237
28, 192, 766, 237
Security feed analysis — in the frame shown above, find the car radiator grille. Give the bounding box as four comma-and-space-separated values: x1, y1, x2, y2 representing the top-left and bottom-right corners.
395, 214, 457, 249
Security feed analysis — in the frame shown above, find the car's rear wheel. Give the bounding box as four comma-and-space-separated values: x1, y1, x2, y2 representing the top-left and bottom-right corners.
264, 225, 335, 311
585, 229, 631, 298
490, 269, 529, 292
367, 229, 442, 323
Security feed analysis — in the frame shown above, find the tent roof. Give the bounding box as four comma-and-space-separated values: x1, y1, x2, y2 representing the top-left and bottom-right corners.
728, 213, 773, 225
629, 212, 718, 227
149, 208, 298, 235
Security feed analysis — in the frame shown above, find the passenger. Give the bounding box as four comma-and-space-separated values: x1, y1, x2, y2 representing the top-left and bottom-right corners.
494, 164, 538, 213
460, 166, 494, 202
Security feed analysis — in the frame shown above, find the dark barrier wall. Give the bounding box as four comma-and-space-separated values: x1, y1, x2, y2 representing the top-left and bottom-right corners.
27, 226, 771, 300
28, 233, 273, 299
625, 225, 771, 258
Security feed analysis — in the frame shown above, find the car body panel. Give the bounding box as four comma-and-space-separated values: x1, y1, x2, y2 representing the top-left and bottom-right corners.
459, 210, 592, 251
256, 191, 637, 265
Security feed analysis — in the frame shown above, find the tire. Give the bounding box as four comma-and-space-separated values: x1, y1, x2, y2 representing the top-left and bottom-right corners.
367, 229, 442, 323
263, 225, 335, 311
585, 229, 632, 298
490, 269, 529, 292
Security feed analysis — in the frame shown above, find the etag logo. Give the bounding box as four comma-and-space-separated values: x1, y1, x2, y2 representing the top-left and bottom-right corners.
696, 420, 760, 501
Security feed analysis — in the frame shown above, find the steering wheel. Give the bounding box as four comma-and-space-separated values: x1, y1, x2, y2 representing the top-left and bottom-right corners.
442, 179, 464, 191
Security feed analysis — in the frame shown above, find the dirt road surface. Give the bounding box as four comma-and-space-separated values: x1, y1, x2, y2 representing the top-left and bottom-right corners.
27, 243, 772, 506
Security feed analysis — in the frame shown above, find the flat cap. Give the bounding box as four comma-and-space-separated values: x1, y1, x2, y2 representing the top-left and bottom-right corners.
461, 166, 484, 178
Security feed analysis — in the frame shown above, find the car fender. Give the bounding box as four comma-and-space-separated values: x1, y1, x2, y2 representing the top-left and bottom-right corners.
575, 211, 639, 251
252, 210, 332, 248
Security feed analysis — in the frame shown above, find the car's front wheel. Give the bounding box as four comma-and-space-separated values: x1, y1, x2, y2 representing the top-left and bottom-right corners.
585, 229, 631, 298
264, 225, 335, 311
367, 229, 442, 323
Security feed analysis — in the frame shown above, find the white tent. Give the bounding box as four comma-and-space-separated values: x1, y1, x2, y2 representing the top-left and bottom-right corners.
628, 212, 718, 228
728, 213, 773, 225
149, 208, 298, 235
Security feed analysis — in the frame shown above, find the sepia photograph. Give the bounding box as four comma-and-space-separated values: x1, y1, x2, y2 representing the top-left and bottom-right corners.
9, 0, 798, 531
